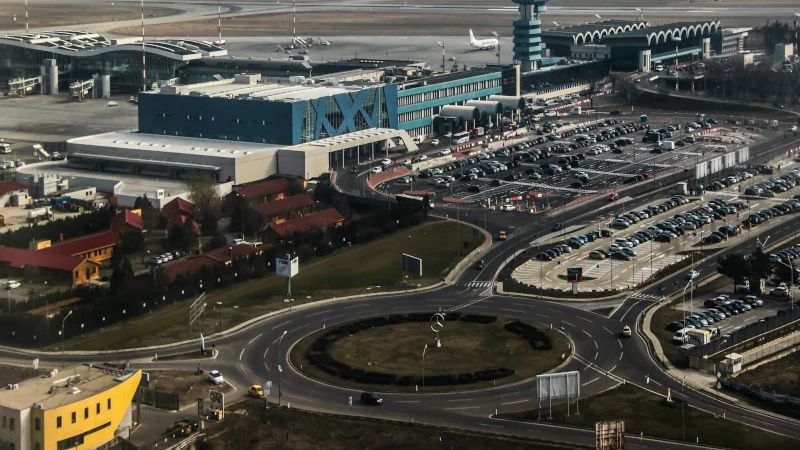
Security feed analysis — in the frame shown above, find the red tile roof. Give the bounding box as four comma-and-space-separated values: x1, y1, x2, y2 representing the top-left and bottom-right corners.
111, 210, 143, 232
203, 243, 262, 263
0, 180, 26, 197
162, 197, 195, 218
0, 246, 84, 272
163, 255, 217, 283
41, 230, 118, 256
267, 208, 344, 239
252, 194, 314, 219
234, 178, 291, 200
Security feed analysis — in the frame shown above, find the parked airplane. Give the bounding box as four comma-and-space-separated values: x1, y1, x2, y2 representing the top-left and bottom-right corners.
469, 29, 498, 50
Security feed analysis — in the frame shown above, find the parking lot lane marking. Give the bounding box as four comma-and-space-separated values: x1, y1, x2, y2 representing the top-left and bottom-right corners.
563, 320, 576, 327
501, 399, 529, 406
583, 377, 599, 386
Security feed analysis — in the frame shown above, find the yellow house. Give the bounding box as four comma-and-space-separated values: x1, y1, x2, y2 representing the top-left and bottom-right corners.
0, 366, 141, 450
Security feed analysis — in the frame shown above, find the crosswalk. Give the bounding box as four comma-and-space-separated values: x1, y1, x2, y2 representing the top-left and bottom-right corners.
459, 281, 494, 289
629, 292, 664, 302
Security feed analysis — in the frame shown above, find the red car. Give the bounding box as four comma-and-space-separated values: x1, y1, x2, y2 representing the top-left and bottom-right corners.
608, 193, 620, 202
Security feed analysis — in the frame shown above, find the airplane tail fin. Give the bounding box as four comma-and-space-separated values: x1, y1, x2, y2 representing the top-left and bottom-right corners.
469, 29, 476, 43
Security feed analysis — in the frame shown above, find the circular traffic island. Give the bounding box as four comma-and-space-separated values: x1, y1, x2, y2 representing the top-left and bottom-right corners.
290, 313, 571, 393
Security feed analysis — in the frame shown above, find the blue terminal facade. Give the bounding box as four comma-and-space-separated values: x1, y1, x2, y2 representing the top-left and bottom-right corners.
138, 77, 397, 145
396, 68, 504, 137
512, 0, 549, 72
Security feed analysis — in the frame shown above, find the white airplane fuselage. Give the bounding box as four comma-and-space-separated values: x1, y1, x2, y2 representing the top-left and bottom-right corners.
469, 29, 498, 50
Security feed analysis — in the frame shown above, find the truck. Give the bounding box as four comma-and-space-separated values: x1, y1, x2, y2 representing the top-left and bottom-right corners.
32, 144, 50, 161
0, 143, 11, 154
27, 206, 52, 223
771, 120, 780, 130
659, 140, 675, 151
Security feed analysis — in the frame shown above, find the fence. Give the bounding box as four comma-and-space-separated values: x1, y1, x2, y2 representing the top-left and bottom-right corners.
135, 388, 181, 411
721, 378, 800, 408
688, 308, 800, 371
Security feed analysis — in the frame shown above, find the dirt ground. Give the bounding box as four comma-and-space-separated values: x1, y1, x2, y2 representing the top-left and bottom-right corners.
735, 351, 800, 398
0, 2, 178, 30
147, 369, 232, 408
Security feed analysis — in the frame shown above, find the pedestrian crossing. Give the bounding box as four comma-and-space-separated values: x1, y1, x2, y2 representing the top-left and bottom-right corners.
629, 292, 663, 302
459, 281, 494, 289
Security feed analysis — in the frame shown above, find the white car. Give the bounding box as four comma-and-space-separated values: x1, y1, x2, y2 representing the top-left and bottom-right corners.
431, 139, 440, 146
380, 158, 392, 167
5, 280, 20, 290
370, 166, 383, 174
686, 270, 700, 280
208, 370, 224, 385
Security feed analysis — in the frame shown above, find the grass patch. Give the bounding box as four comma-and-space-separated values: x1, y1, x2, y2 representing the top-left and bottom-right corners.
291, 316, 569, 393
202, 399, 576, 450
58, 220, 484, 351
501, 384, 799, 449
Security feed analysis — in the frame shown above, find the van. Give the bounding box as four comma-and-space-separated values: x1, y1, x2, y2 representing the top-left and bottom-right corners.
0, 143, 10, 154
672, 328, 691, 344
660, 140, 675, 151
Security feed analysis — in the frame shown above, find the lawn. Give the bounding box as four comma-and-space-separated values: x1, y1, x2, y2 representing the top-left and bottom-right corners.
203, 400, 574, 450
59, 220, 484, 350
502, 384, 798, 449
291, 317, 569, 393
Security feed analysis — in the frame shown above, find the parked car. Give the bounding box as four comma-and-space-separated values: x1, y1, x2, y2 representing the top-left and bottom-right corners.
208, 370, 224, 385
771, 286, 790, 298
5, 280, 20, 290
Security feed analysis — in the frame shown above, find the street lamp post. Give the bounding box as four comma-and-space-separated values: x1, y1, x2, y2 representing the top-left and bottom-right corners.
61, 310, 73, 368
278, 330, 288, 406
216, 301, 223, 334
434, 41, 446, 73
491, 31, 501, 65
673, 37, 682, 91
422, 343, 428, 424
775, 259, 795, 310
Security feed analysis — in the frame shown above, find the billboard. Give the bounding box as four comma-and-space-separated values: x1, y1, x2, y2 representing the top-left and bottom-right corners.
402, 253, 422, 277
276, 255, 299, 278
537, 371, 580, 402
209, 390, 225, 412
596, 420, 625, 450
567, 267, 583, 283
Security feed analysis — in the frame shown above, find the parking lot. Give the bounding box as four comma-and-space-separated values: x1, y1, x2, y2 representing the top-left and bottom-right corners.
669, 292, 789, 339
378, 114, 766, 211
509, 163, 800, 294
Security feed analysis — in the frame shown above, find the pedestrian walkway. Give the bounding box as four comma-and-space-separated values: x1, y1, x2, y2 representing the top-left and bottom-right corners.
629, 292, 664, 302
459, 281, 494, 289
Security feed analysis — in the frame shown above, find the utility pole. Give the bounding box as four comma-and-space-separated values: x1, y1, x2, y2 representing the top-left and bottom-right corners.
140, 0, 147, 92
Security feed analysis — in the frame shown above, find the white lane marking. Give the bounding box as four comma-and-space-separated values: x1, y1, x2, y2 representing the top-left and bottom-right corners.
593, 340, 599, 350
395, 400, 421, 404
342, 304, 369, 309
248, 333, 263, 345
263, 361, 270, 372
582, 329, 592, 338
617, 299, 642, 322
563, 320, 576, 327
602, 326, 613, 335
447, 398, 475, 402
583, 377, 599, 386
444, 406, 481, 410
478, 422, 505, 428
239, 348, 245, 361
594, 351, 599, 360
263, 346, 270, 359
501, 399, 529, 406
609, 364, 617, 373
274, 320, 292, 329
306, 310, 332, 318
500, 308, 526, 314
618, 340, 623, 350
618, 352, 624, 361
577, 316, 593, 324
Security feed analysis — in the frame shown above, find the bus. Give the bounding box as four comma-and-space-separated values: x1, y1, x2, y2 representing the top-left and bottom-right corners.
453, 131, 470, 144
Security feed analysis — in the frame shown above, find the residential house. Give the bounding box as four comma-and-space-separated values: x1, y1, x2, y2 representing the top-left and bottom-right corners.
252, 193, 314, 225
110, 209, 144, 235
162, 197, 200, 235
264, 208, 345, 242
39, 230, 119, 264
163, 243, 264, 283
0, 246, 100, 286
232, 178, 291, 203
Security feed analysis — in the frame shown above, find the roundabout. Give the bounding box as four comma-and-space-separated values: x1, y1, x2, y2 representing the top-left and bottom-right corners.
289, 313, 570, 393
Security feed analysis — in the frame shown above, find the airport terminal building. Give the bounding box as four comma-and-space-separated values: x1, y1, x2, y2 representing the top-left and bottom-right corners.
138, 73, 397, 145
0, 30, 226, 92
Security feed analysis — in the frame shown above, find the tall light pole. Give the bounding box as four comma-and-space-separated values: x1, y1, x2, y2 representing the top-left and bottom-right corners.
435, 41, 446, 73
421, 343, 428, 423
277, 330, 288, 406
775, 259, 795, 310
216, 301, 223, 333
491, 31, 501, 65
672, 36, 682, 91
61, 310, 73, 368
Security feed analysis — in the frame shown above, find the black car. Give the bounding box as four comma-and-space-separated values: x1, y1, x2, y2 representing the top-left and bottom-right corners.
474, 259, 486, 270
551, 223, 564, 232
360, 392, 384, 405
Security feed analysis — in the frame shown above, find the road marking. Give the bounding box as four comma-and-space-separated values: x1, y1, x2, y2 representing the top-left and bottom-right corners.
602, 326, 613, 335
478, 422, 505, 428
342, 304, 369, 309
618, 340, 623, 350
447, 398, 475, 402
618, 352, 624, 361
583, 377, 599, 386
609, 364, 617, 373
500, 308, 526, 314
263, 346, 270, 358
239, 348, 245, 361
582, 330, 592, 338
501, 399, 528, 406
563, 320, 576, 327
593, 340, 599, 350
274, 320, 292, 329
444, 406, 481, 410
577, 316, 593, 324
511, 303, 529, 308
594, 351, 598, 360
306, 310, 332, 318
394, 400, 420, 404
248, 333, 262, 345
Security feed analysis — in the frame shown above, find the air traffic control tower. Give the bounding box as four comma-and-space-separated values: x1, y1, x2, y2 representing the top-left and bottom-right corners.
512, 0, 548, 72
